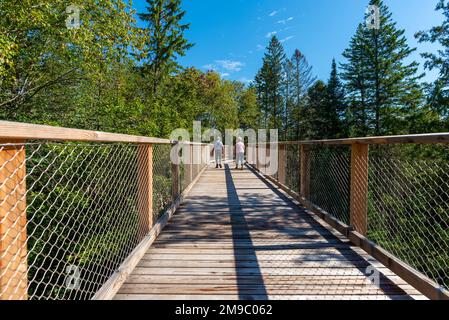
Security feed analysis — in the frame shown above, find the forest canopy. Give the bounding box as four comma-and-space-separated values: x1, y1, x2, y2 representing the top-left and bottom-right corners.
0, 0, 448, 139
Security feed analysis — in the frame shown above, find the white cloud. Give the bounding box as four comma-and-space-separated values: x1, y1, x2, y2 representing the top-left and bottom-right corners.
202, 60, 245, 77
280, 36, 294, 43
256, 44, 264, 51
215, 60, 245, 72
238, 77, 253, 85
202, 64, 216, 70
266, 31, 277, 38
269, 10, 278, 17
277, 17, 294, 24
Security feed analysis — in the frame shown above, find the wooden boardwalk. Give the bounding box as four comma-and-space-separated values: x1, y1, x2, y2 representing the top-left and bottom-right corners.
115, 163, 425, 300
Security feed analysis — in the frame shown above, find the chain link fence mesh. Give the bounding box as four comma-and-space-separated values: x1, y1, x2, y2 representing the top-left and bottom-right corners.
309, 145, 351, 225
0, 141, 208, 300
285, 144, 300, 194
270, 142, 449, 291
368, 144, 449, 290
153, 144, 174, 223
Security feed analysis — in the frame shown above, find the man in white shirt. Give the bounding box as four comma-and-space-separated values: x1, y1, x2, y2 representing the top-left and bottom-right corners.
235, 137, 245, 170
214, 138, 224, 169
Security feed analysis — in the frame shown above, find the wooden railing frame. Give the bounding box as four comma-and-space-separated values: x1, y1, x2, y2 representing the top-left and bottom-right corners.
250, 133, 449, 300
273, 132, 449, 145
2, 121, 449, 300
0, 120, 171, 144
93, 161, 208, 300
0, 121, 208, 300
0, 142, 28, 300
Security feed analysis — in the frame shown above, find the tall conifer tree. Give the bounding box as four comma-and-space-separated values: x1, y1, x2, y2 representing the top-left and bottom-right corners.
416, 0, 449, 125
341, 0, 423, 136
139, 0, 193, 95
255, 36, 286, 130
326, 59, 346, 138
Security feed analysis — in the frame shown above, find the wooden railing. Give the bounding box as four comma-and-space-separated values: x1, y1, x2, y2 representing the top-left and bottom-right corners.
2, 120, 448, 300
251, 133, 449, 300
0, 121, 209, 300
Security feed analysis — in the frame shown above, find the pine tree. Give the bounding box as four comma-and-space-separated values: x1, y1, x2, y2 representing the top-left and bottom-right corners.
341, 0, 423, 136
139, 0, 193, 95
304, 80, 328, 139
255, 60, 271, 128
326, 59, 347, 138
416, 0, 449, 126
282, 59, 294, 140
341, 24, 370, 136
255, 36, 286, 131
290, 50, 316, 139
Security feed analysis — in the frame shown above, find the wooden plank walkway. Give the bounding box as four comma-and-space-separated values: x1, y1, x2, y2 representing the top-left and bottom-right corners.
115, 163, 426, 300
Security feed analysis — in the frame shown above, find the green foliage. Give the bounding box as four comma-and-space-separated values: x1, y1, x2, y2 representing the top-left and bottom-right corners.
255, 36, 287, 130
0, 0, 259, 299
0, 0, 138, 113
237, 85, 260, 130
326, 59, 347, 138
250, 2, 449, 290
301, 61, 347, 140
416, 0, 449, 128
138, 0, 194, 95
341, 0, 424, 136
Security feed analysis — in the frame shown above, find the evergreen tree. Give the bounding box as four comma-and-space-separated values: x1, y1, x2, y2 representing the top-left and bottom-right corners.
341, 0, 423, 136
341, 24, 370, 136
255, 60, 271, 128
282, 59, 294, 140
290, 50, 316, 139
416, 0, 449, 127
326, 59, 347, 138
304, 80, 328, 139
255, 36, 286, 130
139, 0, 193, 95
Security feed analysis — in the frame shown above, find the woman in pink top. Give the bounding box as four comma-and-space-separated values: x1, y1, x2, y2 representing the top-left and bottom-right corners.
235, 137, 245, 170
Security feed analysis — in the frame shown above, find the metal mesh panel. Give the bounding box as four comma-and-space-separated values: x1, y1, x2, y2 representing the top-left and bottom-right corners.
368, 144, 449, 290
309, 145, 351, 224
0, 142, 145, 300
269, 145, 278, 181
0, 141, 209, 300
181, 144, 208, 190
267, 141, 449, 291
152, 144, 173, 223
285, 144, 300, 193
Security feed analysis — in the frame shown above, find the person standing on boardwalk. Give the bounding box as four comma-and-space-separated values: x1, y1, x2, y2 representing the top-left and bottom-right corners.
214, 137, 224, 169
235, 137, 245, 170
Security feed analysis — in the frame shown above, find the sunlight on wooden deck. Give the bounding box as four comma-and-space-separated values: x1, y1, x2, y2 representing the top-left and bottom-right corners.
115, 163, 425, 300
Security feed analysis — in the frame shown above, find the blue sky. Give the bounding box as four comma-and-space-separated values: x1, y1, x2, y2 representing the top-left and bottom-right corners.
132, 0, 444, 84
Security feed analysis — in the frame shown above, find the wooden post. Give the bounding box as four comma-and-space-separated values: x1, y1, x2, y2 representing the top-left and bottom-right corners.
350, 143, 369, 236
278, 144, 286, 184
300, 145, 310, 199
0, 143, 28, 300
171, 143, 179, 200
137, 144, 153, 235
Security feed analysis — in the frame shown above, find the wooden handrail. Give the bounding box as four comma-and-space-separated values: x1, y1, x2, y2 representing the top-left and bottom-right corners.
0, 120, 171, 144
0, 121, 213, 300
266, 132, 449, 145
